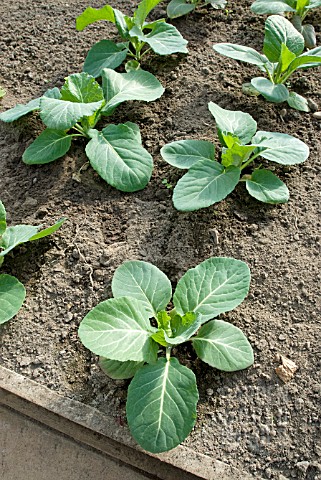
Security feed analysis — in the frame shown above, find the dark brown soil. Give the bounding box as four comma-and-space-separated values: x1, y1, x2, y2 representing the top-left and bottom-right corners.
0, 1, 321, 479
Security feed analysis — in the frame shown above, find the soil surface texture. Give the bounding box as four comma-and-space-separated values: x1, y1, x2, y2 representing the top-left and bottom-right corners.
0, 1, 321, 479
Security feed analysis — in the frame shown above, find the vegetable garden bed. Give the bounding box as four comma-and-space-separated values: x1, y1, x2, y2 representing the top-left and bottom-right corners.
0, 0, 320, 478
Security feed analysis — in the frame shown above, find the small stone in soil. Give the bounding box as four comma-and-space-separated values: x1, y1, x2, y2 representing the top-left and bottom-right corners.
313, 112, 321, 120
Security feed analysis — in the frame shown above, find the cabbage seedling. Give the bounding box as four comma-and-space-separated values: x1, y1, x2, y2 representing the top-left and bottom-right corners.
167, 0, 226, 19
76, 0, 188, 77
0, 200, 65, 325
78, 257, 253, 453
213, 15, 321, 111
0, 69, 164, 192
161, 101, 309, 211
251, 0, 321, 48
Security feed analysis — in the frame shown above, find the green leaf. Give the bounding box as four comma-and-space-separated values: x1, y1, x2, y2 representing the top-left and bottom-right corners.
307, 0, 321, 8
113, 9, 132, 38
206, 0, 227, 8
0, 200, 6, 236
76, 5, 115, 31
286, 91, 310, 112
251, 130, 309, 164
0, 225, 39, 257
28, 218, 66, 241
164, 313, 203, 345
167, 0, 195, 18
172, 160, 240, 211
192, 320, 254, 371
101, 68, 164, 116
23, 129, 72, 165
245, 169, 289, 203
263, 15, 304, 62
251, 0, 295, 14
126, 358, 198, 453
222, 142, 257, 167
125, 60, 141, 72
40, 97, 103, 130
0, 87, 61, 123
213, 43, 269, 66
0, 274, 26, 325
0, 87, 6, 98
112, 260, 172, 317
301, 24, 317, 49
251, 77, 289, 103
78, 297, 158, 363
134, 0, 162, 25
288, 53, 321, 71
130, 23, 188, 55
208, 102, 257, 144
280, 43, 297, 72
86, 123, 153, 192
173, 257, 250, 324
83, 40, 129, 78
60, 73, 104, 103
99, 358, 144, 379
161, 140, 215, 169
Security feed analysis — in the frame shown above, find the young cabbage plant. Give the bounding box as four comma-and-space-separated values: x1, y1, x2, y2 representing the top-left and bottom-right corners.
213, 15, 321, 112
0, 69, 164, 192
167, 0, 226, 19
161, 102, 309, 211
76, 0, 188, 77
251, 0, 321, 48
78, 257, 253, 453
0, 200, 65, 325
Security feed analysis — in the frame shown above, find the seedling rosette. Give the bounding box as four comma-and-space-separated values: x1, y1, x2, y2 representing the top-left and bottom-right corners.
213, 15, 321, 111
251, 0, 321, 48
76, 0, 188, 77
0, 69, 164, 192
78, 257, 253, 453
161, 101, 309, 211
0, 200, 65, 324
167, 0, 226, 19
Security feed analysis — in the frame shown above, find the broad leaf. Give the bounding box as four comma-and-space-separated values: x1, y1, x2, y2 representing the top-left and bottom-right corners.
288, 53, 321, 71
213, 43, 269, 66
173, 257, 250, 323
251, 0, 295, 14
263, 15, 304, 62
101, 68, 164, 116
83, 40, 129, 78
172, 160, 241, 211
134, 0, 162, 25
28, 218, 66, 241
192, 320, 254, 371
99, 358, 144, 379
286, 91, 310, 112
252, 131, 309, 164
208, 102, 257, 144
114, 9, 132, 38
0, 274, 26, 325
23, 129, 72, 165
86, 123, 153, 192
40, 97, 103, 130
60, 73, 104, 103
76, 5, 115, 31
245, 169, 289, 203
0, 225, 39, 257
0, 200, 6, 236
160, 140, 215, 169
112, 260, 172, 317
301, 24, 316, 49
78, 297, 158, 363
280, 43, 297, 72
206, 0, 227, 8
130, 23, 188, 55
0, 87, 61, 123
167, 0, 195, 18
251, 77, 289, 103
127, 358, 198, 453
222, 142, 256, 167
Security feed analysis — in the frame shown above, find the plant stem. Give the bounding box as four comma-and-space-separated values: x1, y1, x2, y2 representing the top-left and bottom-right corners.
166, 347, 171, 361
240, 151, 262, 171
72, 124, 86, 136
264, 64, 275, 83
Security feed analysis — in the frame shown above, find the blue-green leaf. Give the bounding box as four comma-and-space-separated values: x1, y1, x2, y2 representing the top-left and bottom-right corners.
130, 22, 188, 55
40, 97, 103, 130
213, 43, 269, 66
208, 102, 257, 144
245, 169, 289, 203
263, 15, 304, 62
286, 91, 310, 112
127, 358, 198, 453
251, 77, 289, 103
172, 160, 241, 211
83, 40, 129, 78
60, 73, 104, 103
23, 129, 72, 165
173, 257, 251, 324
251, 130, 309, 164
161, 140, 215, 169
99, 358, 144, 379
251, 0, 295, 15
0, 274, 26, 325
167, 0, 195, 18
